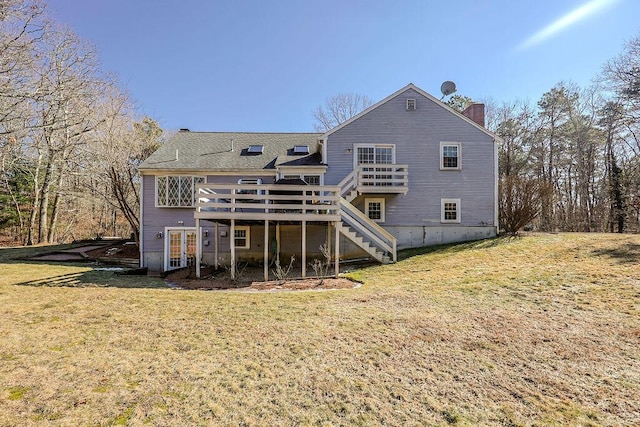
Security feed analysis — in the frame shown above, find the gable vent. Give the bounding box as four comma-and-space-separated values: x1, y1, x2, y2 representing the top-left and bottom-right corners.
406, 99, 416, 111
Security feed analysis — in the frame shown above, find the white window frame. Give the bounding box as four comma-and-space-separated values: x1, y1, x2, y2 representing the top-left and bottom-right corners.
234, 226, 250, 249
406, 98, 416, 111
277, 172, 323, 185
353, 144, 396, 169
441, 198, 461, 223
155, 175, 206, 208
365, 198, 385, 223
236, 178, 263, 195
440, 142, 461, 170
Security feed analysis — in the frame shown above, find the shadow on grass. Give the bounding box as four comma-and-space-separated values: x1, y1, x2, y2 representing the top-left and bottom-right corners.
397, 235, 519, 261
0, 243, 84, 263
12, 267, 168, 289
1, 245, 167, 289
591, 242, 640, 264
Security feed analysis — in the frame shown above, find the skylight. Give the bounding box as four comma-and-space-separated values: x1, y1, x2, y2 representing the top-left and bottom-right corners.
293, 145, 309, 155
247, 145, 264, 154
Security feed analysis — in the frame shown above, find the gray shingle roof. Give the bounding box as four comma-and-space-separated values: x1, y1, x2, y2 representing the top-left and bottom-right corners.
139, 131, 323, 171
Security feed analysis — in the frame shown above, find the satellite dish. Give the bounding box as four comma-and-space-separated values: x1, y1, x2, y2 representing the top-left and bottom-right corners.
440, 81, 457, 97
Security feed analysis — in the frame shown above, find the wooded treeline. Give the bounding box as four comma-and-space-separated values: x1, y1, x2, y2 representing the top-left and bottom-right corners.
0, 0, 163, 245
487, 35, 640, 234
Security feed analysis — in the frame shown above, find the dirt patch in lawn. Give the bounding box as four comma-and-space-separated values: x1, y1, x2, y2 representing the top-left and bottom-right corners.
165, 265, 360, 291
86, 241, 139, 259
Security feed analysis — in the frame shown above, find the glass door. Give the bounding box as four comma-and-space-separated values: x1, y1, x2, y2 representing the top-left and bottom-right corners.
356, 145, 394, 186
166, 229, 197, 270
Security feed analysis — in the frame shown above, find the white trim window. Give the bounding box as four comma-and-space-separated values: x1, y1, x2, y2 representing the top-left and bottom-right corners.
234, 226, 250, 249
156, 176, 205, 207
354, 144, 395, 187
237, 178, 263, 195
406, 98, 416, 111
440, 142, 461, 170
355, 144, 395, 167
441, 198, 461, 223
365, 198, 385, 223
280, 174, 321, 185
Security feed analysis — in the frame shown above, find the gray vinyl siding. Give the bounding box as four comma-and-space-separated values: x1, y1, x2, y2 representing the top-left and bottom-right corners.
141, 173, 276, 257
325, 88, 496, 227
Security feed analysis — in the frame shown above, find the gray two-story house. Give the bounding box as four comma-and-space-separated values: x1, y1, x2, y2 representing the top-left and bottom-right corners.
138, 83, 498, 279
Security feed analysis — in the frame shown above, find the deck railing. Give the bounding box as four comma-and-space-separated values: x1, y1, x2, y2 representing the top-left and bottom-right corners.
195, 183, 341, 222
356, 164, 408, 193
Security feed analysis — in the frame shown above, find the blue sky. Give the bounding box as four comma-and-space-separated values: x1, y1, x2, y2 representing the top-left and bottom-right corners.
50, 0, 639, 132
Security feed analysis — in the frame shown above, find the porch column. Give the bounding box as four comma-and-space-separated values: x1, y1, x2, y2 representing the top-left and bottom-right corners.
230, 219, 236, 281
196, 218, 201, 278
214, 222, 219, 269
301, 220, 306, 278
334, 221, 340, 277
264, 220, 269, 282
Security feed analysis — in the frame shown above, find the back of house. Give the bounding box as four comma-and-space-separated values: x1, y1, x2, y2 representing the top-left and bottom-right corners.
138, 83, 498, 275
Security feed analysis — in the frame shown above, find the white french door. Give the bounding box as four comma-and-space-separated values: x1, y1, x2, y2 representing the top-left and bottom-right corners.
356, 145, 395, 187
165, 228, 197, 271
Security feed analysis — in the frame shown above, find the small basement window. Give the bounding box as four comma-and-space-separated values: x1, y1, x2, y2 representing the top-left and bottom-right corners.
293, 145, 310, 155
247, 144, 264, 154
441, 198, 461, 223
234, 226, 250, 249
406, 99, 416, 111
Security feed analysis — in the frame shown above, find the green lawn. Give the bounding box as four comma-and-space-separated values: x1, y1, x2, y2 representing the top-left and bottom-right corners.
0, 233, 638, 426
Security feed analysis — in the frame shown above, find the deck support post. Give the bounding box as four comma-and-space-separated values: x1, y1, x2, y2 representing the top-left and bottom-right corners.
196, 218, 201, 278
230, 219, 236, 281
301, 220, 306, 278
214, 222, 219, 269
334, 221, 339, 278
327, 223, 331, 262
276, 222, 281, 265
264, 220, 269, 282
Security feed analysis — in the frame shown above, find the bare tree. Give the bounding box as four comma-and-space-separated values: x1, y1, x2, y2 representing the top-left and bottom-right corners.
0, 0, 46, 133
27, 26, 108, 243
86, 87, 163, 243
499, 176, 552, 234
313, 93, 373, 132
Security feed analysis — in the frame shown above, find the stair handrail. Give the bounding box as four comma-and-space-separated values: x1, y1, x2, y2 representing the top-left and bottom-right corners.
339, 198, 397, 261
337, 169, 358, 197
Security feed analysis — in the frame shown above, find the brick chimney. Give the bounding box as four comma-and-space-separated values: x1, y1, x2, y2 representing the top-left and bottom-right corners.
462, 103, 485, 128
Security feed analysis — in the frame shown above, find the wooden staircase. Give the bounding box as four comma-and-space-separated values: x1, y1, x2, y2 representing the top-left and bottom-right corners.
337, 171, 397, 263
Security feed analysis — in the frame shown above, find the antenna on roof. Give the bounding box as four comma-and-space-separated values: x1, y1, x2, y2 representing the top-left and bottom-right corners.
440, 81, 457, 100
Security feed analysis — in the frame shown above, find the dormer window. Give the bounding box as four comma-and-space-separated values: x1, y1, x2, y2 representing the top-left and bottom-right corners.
406, 99, 416, 111
293, 145, 309, 155
247, 144, 264, 154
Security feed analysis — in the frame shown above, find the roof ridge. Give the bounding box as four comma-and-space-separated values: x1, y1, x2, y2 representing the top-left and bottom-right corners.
175, 131, 322, 135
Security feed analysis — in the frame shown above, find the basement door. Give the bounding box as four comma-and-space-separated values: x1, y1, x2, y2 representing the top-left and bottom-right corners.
165, 228, 197, 271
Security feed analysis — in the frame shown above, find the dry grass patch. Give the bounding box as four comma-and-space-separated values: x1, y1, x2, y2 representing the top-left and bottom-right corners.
0, 233, 639, 425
